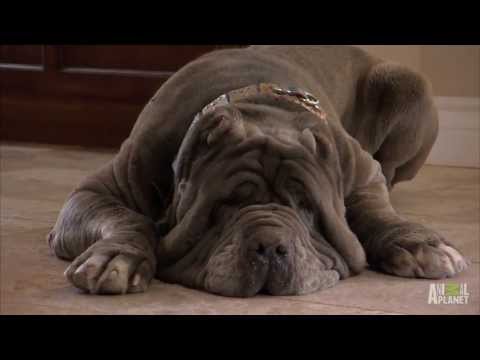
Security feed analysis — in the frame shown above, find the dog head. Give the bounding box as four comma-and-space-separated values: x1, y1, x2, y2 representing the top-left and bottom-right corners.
156, 95, 366, 297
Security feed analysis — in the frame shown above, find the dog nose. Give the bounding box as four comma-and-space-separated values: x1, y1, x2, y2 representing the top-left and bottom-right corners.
254, 242, 288, 257
249, 235, 289, 260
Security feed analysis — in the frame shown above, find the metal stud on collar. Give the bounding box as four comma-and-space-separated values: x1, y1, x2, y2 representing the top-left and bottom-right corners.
272, 86, 320, 106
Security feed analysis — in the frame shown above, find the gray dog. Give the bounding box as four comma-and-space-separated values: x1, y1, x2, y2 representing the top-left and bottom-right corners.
48, 45, 468, 297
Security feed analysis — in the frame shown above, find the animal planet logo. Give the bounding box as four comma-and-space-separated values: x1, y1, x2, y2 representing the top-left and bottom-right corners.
428, 283, 470, 304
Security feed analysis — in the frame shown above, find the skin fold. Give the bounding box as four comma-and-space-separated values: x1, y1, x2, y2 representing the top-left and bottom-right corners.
48, 46, 469, 297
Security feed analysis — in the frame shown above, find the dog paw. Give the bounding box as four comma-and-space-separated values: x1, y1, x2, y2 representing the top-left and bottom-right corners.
375, 225, 469, 279
64, 242, 155, 294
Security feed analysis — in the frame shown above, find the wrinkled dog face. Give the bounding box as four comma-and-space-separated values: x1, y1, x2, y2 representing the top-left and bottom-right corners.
156, 102, 359, 297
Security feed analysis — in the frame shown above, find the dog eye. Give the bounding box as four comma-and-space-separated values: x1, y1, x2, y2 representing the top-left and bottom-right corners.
231, 182, 257, 202
297, 197, 312, 210
285, 178, 304, 195
210, 203, 234, 226
285, 179, 312, 210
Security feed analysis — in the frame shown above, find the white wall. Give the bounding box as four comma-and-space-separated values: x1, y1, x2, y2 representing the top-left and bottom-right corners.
355, 45, 480, 168
355, 45, 480, 98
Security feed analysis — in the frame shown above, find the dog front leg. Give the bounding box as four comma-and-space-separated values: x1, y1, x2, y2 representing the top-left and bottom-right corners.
345, 178, 468, 279
48, 189, 157, 294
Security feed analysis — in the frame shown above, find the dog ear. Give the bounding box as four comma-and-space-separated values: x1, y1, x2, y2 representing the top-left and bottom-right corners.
299, 127, 337, 159
205, 107, 246, 147
314, 193, 367, 276
301, 121, 367, 275
296, 111, 334, 160
172, 105, 246, 191
299, 128, 317, 154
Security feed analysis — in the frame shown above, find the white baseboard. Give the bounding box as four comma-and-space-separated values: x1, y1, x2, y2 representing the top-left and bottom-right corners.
425, 96, 480, 168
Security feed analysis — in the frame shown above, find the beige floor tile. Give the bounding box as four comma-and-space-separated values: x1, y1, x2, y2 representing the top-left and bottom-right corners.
1, 198, 63, 225
1, 222, 400, 315
1, 143, 478, 315
1, 290, 401, 315
390, 166, 479, 225
278, 266, 479, 315
389, 166, 479, 264
1, 142, 115, 173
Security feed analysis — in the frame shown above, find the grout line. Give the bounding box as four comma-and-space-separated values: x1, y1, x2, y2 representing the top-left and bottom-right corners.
423, 164, 480, 170
2, 215, 54, 221
396, 210, 479, 221
1, 299, 405, 315
273, 296, 408, 315
1, 216, 55, 225
0, 301, 105, 315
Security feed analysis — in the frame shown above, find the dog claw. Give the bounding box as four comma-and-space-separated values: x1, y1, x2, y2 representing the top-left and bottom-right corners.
132, 274, 141, 287
109, 269, 119, 279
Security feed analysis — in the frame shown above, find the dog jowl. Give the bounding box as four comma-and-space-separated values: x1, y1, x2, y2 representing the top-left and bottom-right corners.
48, 46, 468, 297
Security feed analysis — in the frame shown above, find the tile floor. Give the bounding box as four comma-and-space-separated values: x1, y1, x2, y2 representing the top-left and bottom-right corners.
1, 143, 478, 315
